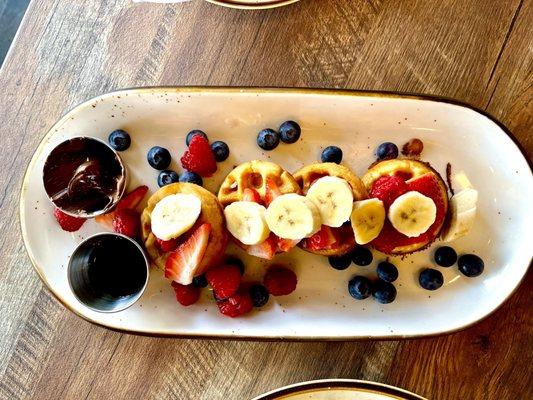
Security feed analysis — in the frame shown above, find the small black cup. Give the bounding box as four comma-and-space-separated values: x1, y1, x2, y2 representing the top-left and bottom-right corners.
68, 233, 149, 312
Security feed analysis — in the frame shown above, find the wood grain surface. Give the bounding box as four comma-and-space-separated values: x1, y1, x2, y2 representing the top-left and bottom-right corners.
0, 0, 532, 399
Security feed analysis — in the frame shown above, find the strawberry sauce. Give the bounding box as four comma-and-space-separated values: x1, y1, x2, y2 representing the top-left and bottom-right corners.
371, 173, 447, 253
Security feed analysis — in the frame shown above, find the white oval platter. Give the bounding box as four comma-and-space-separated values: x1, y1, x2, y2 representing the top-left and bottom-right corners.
20, 87, 533, 339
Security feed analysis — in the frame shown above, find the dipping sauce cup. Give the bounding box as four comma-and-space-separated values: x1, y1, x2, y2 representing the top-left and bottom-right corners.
68, 233, 149, 313
43, 137, 127, 218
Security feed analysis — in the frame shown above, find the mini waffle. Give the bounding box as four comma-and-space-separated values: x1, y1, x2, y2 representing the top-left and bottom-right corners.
218, 160, 301, 255
362, 159, 449, 254
293, 163, 368, 256
141, 183, 228, 273
218, 160, 301, 207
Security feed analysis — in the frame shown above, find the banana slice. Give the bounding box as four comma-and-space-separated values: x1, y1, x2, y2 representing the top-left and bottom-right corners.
265, 193, 321, 240
151, 194, 202, 240
306, 176, 354, 227
350, 198, 385, 245
224, 201, 270, 245
388, 191, 437, 237
442, 188, 478, 242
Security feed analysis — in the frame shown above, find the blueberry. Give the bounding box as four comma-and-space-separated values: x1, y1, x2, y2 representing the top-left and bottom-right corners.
257, 128, 280, 151
249, 284, 269, 307
434, 246, 457, 267
372, 280, 397, 304
157, 170, 179, 187
225, 256, 245, 275
328, 253, 352, 270
108, 129, 131, 151
186, 130, 208, 146
419, 268, 443, 290
458, 254, 484, 277
192, 275, 208, 288
376, 261, 398, 283
321, 146, 343, 164
279, 120, 301, 144
211, 141, 230, 162
147, 146, 171, 170
179, 171, 203, 186
376, 142, 399, 160
351, 247, 373, 266
348, 276, 372, 300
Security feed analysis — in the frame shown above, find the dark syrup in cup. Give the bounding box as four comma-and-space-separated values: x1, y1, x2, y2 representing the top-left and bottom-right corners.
68, 233, 149, 312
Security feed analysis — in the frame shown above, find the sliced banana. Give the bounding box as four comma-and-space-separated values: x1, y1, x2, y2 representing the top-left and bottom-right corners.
306, 176, 354, 227
350, 198, 385, 245
388, 191, 437, 237
224, 201, 270, 245
442, 188, 478, 242
265, 193, 321, 240
151, 194, 202, 241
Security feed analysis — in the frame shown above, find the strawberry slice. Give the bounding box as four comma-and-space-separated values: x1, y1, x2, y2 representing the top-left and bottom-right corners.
165, 223, 212, 285
264, 177, 281, 206
304, 225, 337, 251
95, 185, 148, 228
117, 185, 149, 211
246, 234, 277, 260
242, 188, 263, 204
276, 236, 300, 252
157, 237, 179, 252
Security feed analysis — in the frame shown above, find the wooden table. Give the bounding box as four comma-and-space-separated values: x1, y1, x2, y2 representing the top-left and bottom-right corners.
1, 0, 531, 399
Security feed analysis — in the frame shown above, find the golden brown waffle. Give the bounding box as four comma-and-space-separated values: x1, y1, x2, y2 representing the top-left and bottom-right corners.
362, 159, 449, 254
293, 163, 368, 256
141, 183, 228, 273
218, 160, 301, 206
217, 160, 300, 256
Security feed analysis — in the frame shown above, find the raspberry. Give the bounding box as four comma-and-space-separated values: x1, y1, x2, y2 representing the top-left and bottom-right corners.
217, 290, 253, 317
180, 135, 217, 177
112, 208, 140, 238
264, 267, 297, 296
206, 264, 241, 299
370, 175, 408, 208
156, 237, 178, 252
171, 281, 200, 306
53, 208, 86, 232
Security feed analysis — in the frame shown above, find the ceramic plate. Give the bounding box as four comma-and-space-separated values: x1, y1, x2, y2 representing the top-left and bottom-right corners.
206, 0, 299, 9
252, 379, 426, 400
20, 87, 532, 339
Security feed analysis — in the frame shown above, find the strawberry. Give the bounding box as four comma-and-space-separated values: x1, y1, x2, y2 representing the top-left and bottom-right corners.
53, 208, 86, 232
117, 185, 149, 211
370, 176, 408, 209
112, 209, 140, 238
216, 289, 254, 317
304, 225, 337, 251
246, 234, 277, 259
264, 267, 297, 296
165, 223, 212, 285
407, 173, 442, 202
95, 185, 148, 228
156, 237, 179, 252
206, 264, 241, 299
180, 135, 217, 177
171, 281, 200, 306
242, 188, 263, 204
276, 236, 300, 252
264, 177, 281, 206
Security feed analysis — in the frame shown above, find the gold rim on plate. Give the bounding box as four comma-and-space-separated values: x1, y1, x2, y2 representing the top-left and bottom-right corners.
251, 379, 427, 400
206, 0, 299, 10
